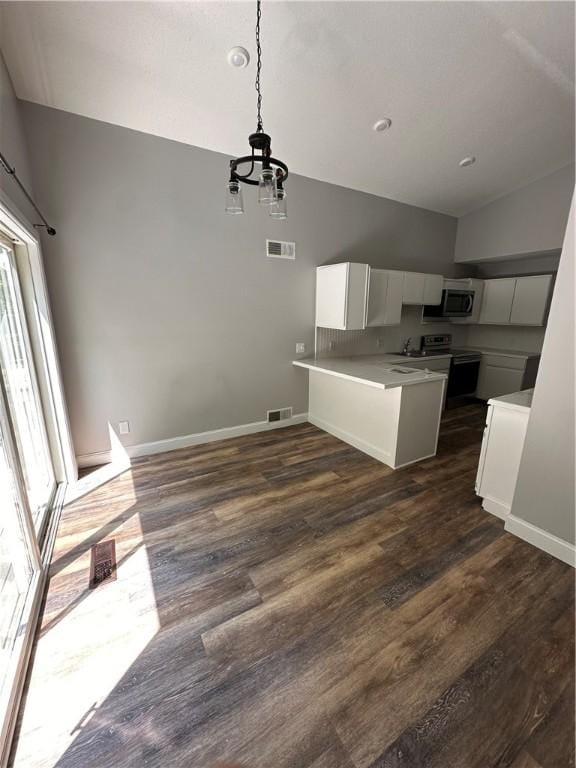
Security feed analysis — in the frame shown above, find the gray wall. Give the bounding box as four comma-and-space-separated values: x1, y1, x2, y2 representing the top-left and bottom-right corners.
21, 102, 458, 460
511, 199, 575, 545
455, 164, 575, 263
0, 52, 33, 211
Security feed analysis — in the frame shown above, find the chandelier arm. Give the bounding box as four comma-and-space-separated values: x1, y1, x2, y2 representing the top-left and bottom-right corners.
231, 154, 288, 185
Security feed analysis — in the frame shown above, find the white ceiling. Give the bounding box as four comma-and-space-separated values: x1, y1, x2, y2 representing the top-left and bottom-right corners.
1, 1, 574, 216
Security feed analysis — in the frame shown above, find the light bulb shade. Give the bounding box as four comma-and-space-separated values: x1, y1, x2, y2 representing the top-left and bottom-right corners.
269, 188, 287, 219
225, 180, 244, 214
258, 168, 277, 205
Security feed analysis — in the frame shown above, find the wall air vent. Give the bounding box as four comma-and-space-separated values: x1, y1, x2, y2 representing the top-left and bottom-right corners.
267, 407, 293, 423
266, 239, 296, 260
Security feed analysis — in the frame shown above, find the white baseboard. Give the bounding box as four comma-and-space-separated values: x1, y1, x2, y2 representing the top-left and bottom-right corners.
505, 514, 576, 567
482, 496, 510, 520
76, 413, 308, 468
308, 415, 393, 467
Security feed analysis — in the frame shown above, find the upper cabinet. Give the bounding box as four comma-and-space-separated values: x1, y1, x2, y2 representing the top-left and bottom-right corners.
315, 263, 369, 330
479, 275, 552, 326
478, 278, 517, 324
315, 264, 447, 329
366, 269, 403, 327
509, 275, 553, 326
402, 272, 443, 305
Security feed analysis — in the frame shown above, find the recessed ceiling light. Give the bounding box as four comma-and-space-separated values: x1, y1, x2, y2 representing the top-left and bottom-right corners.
227, 46, 250, 68
459, 156, 476, 167
373, 118, 392, 132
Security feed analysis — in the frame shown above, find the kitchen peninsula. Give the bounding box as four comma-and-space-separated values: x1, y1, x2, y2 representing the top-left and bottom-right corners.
293, 356, 447, 469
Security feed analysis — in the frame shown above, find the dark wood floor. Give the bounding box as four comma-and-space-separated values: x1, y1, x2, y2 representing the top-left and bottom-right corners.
10, 404, 575, 768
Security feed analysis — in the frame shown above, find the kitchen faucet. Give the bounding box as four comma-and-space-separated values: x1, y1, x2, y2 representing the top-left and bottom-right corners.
402, 337, 413, 355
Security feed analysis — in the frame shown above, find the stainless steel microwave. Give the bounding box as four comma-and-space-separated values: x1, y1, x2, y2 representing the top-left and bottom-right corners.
423, 289, 475, 319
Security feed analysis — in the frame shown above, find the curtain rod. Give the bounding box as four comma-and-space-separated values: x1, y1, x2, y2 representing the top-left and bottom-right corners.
0, 150, 56, 236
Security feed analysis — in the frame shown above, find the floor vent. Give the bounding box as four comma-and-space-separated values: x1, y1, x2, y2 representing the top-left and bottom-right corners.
89, 539, 117, 589
267, 407, 293, 423
266, 239, 296, 260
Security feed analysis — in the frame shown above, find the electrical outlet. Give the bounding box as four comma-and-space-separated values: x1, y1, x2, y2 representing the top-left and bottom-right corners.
118, 420, 130, 435
296, 342, 306, 354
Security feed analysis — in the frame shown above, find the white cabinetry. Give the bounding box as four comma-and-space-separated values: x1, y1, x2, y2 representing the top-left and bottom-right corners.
478, 278, 516, 324
315, 263, 369, 330
509, 275, 553, 325
475, 353, 539, 401
366, 269, 403, 326
316, 264, 446, 328
402, 272, 443, 305
476, 391, 532, 519
479, 275, 552, 326
401, 357, 451, 409
422, 274, 444, 305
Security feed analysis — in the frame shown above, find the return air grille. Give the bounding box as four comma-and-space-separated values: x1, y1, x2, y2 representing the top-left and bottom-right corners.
267, 407, 293, 423
266, 239, 296, 260
89, 539, 117, 588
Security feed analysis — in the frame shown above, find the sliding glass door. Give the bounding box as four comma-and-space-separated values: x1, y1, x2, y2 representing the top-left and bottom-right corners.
0, 228, 58, 758
0, 401, 39, 722
0, 236, 55, 534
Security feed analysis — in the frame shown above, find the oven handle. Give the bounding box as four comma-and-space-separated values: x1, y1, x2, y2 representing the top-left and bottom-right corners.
451, 358, 481, 365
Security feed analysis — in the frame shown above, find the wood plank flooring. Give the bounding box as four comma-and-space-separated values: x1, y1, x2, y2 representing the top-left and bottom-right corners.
10, 404, 575, 768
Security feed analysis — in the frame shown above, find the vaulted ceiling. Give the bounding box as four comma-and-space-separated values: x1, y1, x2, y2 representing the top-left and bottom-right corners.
1, 1, 574, 216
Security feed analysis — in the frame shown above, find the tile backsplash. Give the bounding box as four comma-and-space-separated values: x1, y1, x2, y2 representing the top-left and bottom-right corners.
316, 306, 469, 357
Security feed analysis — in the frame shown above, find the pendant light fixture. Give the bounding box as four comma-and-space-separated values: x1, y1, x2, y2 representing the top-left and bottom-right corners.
225, 0, 288, 219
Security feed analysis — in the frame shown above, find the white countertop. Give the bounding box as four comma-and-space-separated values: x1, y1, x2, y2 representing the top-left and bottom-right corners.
357, 352, 453, 364
488, 388, 534, 412
460, 346, 541, 359
292, 356, 448, 390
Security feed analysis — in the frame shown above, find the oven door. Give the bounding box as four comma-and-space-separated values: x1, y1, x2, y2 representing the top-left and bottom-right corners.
443, 290, 474, 317
447, 358, 481, 397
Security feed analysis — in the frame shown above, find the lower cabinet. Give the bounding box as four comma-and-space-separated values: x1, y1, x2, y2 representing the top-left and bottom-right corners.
403, 358, 450, 408
475, 354, 539, 401
476, 398, 531, 519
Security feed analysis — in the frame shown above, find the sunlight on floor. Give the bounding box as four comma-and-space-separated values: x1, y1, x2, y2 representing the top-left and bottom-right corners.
15, 472, 159, 768
65, 424, 133, 507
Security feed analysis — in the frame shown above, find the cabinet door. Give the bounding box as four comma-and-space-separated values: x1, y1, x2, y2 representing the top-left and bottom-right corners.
315, 263, 368, 330
345, 263, 369, 329
316, 264, 348, 328
367, 269, 402, 326
510, 275, 552, 326
478, 279, 516, 324
385, 271, 404, 323
402, 272, 425, 304
475, 363, 524, 400
423, 274, 443, 305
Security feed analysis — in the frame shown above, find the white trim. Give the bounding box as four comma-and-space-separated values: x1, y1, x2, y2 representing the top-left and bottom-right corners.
0, 482, 66, 768
308, 415, 393, 466
0, 196, 77, 483
76, 412, 309, 468
505, 514, 576, 567
482, 496, 510, 520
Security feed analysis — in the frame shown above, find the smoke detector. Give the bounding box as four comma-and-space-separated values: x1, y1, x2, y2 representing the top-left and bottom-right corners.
227, 46, 250, 68
373, 118, 392, 132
